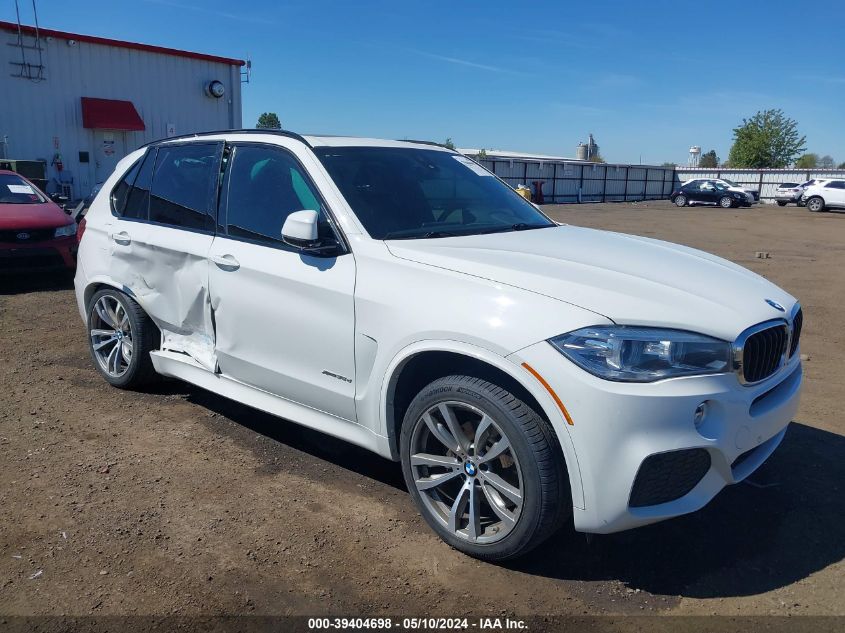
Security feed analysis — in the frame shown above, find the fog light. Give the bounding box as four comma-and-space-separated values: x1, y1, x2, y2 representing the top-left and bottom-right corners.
693, 402, 708, 429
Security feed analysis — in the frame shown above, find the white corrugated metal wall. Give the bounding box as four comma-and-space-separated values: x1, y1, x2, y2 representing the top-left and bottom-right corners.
676, 168, 845, 201
1, 26, 242, 198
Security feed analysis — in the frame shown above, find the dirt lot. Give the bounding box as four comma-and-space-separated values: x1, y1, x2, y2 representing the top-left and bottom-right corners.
1, 201, 844, 622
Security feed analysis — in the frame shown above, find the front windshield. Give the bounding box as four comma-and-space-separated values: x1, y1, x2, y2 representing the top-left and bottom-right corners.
313, 146, 555, 239
720, 178, 738, 186
0, 173, 46, 205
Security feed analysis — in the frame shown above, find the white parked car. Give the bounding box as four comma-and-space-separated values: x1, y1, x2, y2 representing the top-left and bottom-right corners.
74, 131, 803, 560
774, 180, 831, 206
801, 180, 845, 212
681, 178, 759, 203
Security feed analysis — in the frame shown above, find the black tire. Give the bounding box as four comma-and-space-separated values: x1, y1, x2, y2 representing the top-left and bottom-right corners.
87, 287, 159, 389
672, 194, 687, 207
776, 201, 787, 207
719, 195, 734, 209
806, 196, 825, 213
400, 375, 570, 561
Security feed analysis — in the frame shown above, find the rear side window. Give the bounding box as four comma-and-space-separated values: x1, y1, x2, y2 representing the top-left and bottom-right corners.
223, 144, 333, 246
123, 150, 155, 220
825, 181, 845, 189
110, 159, 142, 216
149, 143, 219, 231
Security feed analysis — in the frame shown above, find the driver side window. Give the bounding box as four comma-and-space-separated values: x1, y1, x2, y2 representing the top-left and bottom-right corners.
224, 145, 332, 246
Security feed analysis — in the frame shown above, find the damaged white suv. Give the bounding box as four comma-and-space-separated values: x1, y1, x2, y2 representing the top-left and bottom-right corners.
75, 131, 803, 560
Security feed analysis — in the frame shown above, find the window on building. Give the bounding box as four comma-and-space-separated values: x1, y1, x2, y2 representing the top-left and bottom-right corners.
149, 143, 219, 231
224, 145, 332, 246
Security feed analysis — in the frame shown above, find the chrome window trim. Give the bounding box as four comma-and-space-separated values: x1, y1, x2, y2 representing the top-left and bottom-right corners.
733, 303, 802, 386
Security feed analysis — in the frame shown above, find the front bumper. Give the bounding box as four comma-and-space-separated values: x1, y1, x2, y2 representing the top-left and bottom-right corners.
0, 236, 77, 271
510, 341, 802, 533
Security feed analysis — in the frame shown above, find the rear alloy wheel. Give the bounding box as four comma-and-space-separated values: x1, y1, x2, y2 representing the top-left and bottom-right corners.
400, 375, 569, 561
719, 195, 734, 208
673, 195, 687, 207
87, 288, 159, 389
806, 197, 825, 212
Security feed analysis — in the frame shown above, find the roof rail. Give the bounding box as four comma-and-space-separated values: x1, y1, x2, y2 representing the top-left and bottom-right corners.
399, 139, 449, 148
141, 129, 313, 149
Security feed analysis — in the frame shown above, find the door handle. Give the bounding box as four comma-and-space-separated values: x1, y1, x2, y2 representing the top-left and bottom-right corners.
211, 253, 240, 271
111, 231, 131, 246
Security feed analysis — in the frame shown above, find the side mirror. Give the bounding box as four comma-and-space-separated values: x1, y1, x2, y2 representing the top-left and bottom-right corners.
281, 210, 319, 248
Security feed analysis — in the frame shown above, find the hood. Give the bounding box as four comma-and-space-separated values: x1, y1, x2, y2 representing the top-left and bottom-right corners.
386, 226, 796, 342
0, 201, 72, 230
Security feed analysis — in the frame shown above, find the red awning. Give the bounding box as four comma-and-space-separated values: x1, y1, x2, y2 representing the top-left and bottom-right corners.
81, 97, 145, 131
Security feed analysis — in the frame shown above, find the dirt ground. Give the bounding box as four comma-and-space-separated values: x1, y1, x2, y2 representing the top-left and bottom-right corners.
1, 201, 844, 622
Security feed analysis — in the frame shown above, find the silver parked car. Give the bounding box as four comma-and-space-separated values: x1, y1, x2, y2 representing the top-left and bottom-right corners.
774, 182, 802, 206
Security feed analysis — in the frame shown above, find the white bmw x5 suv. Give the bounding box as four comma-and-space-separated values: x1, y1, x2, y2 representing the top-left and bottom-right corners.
75, 131, 803, 560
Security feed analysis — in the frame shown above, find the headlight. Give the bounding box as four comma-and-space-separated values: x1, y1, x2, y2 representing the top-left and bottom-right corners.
549, 326, 732, 382
733, 193, 742, 198
54, 223, 76, 238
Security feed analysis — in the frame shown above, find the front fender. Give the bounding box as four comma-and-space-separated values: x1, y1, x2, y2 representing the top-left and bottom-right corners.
377, 339, 585, 510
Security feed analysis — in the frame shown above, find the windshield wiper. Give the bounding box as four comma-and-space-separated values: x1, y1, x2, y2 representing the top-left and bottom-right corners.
383, 229, 460, 240
475, 223, 553, 235
512, 222, 551, 231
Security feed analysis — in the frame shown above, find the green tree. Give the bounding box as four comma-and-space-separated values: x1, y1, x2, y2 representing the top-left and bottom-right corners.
699, 149, 719, 168
839, 162, 845, 169
727, 109, 806, 168
443, 137, 456, 150
819, 155, 835, 169
476, 149, 488, 159
256, 112, 282, 129
587, 154, 606, 164
795, 153, 818, 169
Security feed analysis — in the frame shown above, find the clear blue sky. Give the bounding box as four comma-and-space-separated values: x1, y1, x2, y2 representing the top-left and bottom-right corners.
5, 0, 844, 164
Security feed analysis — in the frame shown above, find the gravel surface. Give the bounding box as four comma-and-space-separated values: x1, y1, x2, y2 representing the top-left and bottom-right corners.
1, 201, 843, 619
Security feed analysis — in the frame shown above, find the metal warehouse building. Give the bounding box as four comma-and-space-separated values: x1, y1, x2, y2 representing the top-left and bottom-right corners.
1, 20, 245, 199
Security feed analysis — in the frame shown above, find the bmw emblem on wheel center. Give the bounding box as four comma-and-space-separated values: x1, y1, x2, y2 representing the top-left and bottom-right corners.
464, 461, 477, 477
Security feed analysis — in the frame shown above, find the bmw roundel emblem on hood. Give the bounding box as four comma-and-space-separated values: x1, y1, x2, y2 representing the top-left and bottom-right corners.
16, 232, 30, 240
765, 299, 786, 312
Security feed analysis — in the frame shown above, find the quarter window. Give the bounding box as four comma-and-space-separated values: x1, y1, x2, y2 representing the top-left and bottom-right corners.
224, 145, 332, 246
123, 150, 155, 220
149, 143, 219, 230
110, 158, 141, 216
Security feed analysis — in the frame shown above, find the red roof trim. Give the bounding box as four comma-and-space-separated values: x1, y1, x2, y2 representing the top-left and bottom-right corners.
0, 21, 245, 67
81, 97, 146, 131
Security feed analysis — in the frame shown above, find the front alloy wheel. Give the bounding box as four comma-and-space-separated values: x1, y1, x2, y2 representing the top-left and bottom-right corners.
400, 375, 569, 561
409, 401, 524, 544
719, 195, 734, 208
